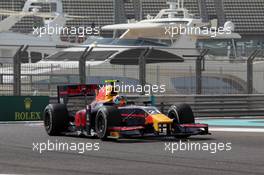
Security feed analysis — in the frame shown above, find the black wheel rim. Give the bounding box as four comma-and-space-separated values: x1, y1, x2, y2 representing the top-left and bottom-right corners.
97, 114, 105, 134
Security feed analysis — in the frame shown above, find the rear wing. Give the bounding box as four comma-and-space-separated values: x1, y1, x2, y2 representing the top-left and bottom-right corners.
57, 84, 100, 104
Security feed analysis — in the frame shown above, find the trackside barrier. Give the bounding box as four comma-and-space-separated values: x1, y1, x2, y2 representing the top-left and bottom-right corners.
0, 96, 49, 121
49, 94, 264, 118
154, 95, 264, 117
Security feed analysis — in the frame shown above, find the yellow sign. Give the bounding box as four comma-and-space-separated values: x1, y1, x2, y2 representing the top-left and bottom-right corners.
15, 97, 40, 121
24, 97, 32, 111
0, 96, 49, 121
15, 112, 41, 121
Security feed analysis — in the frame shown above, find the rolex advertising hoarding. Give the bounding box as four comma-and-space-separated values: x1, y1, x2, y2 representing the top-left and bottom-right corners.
0, 96, 49, 121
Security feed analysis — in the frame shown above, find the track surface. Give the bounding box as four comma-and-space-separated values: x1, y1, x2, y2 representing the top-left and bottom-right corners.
0, 123, 264, 175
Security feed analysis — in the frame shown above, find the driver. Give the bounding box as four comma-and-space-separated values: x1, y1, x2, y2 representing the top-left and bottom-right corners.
113, 95, 127, 107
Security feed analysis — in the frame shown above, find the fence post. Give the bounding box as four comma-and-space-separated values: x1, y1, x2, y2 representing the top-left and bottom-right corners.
183, 49, 209, 95
196, 57, 202, 94
13, 45, 27, 96
0, 63, 3, 84
139, 51, 146, 93
156, 65, 160, 85
138, 47, 152, 95
247, 49, 261, 94
79, 46, 93, 84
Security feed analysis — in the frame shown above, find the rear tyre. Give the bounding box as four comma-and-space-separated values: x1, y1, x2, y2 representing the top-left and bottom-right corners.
43, 104, 69, 136
95, 106, 122, 140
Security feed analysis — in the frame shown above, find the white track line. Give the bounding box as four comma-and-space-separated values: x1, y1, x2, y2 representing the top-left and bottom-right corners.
26, 123, 43, 126
210, 127, 264, 133
0, 121, 42, 124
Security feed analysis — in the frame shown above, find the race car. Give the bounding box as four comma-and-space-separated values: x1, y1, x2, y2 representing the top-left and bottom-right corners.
43, 80, 210, 140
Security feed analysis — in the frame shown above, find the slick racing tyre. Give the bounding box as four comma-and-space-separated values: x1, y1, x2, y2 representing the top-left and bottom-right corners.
168, 104, 194, 139
43, 104, 69, 136
95, 106, 122, 140
168, 103, 195, 124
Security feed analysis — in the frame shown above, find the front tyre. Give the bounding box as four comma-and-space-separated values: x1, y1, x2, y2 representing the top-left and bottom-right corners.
168, 103, 195, 124
43, 104, 69, 136
95, 106, 122, 140
168, 104, 194, 139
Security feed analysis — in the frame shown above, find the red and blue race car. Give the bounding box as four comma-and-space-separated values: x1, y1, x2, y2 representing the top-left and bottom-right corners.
43, 80, 210, 140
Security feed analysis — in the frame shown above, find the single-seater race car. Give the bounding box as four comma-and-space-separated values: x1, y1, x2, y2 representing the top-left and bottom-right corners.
43, 80, 210, 140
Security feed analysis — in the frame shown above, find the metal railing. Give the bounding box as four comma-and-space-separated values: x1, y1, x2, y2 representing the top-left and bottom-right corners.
0, 45, 263, 96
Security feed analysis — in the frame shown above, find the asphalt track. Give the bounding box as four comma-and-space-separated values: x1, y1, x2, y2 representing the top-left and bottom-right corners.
0, 122, 264, 175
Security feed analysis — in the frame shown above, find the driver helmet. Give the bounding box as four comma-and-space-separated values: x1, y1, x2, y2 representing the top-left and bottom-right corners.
113, 95, 127, 106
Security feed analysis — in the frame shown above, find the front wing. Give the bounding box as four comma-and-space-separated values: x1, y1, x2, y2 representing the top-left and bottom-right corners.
106, 123, 210, 139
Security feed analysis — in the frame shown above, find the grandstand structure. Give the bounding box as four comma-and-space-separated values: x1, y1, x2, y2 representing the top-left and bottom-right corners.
0, 0, 264, 40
